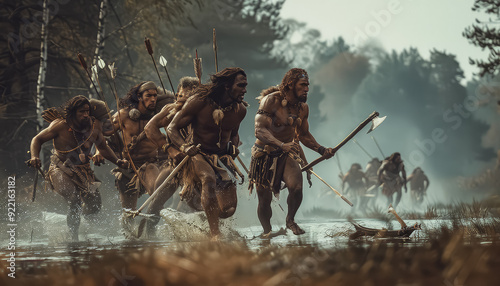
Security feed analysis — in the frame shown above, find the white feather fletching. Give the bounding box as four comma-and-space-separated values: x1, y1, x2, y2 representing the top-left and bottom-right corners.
159, 55, 167, 67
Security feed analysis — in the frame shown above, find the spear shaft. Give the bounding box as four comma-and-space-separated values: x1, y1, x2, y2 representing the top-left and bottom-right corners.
78, 53, 101, 98
105, 65, 149, 193
213, 28, 218, 73
353, 138, 373, 159
161, 64, 175, 94
371, 136, 385, 158
145, 37, 167, 95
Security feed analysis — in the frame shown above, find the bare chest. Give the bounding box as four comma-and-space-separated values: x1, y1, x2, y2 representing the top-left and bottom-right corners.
272, 105, 305, 128
122, 118, 147, 138
54, 128, 98, 152
196, 105, 243, 131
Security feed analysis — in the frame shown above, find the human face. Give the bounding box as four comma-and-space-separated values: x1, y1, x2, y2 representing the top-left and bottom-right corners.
395, 155, 402, 163
75, 104, 90, 127
228, 74, 247, 103
177, 86, 186, 100
140, 89, 157, 111
293, 77, 309, 103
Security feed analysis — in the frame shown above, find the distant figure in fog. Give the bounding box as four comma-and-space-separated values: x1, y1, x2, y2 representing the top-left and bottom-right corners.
378, 152, 407, 207
407, 167, 429, 204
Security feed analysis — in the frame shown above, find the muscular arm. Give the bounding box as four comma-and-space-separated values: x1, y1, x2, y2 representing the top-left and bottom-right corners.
254, 96, 285, 148
94, 123, 121, 165
401, 165, 407, 191
296, 104, 323, 153
377, 162, 386, 184
30, 120, 62, 159
230, 106, 246, 148
401, 165, 407, 183
144, 105, 172, 149
424, 175, 430, 191
167, 96, 204, 152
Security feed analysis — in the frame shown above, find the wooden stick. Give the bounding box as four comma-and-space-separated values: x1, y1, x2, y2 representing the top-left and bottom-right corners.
301, 111, 379, 172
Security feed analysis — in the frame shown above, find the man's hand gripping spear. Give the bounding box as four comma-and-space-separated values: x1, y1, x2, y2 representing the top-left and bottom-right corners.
299, 111, 386, 207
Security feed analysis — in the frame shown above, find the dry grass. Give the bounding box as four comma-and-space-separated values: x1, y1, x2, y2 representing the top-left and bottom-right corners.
2, 225, 500, 286
3, 200, 500, 285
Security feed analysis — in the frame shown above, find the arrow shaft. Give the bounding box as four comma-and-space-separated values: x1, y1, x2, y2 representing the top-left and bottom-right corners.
150, 54, 167, 95
162, 66, 175, 95
371, 136, 385, 158
353, 139, 373, 159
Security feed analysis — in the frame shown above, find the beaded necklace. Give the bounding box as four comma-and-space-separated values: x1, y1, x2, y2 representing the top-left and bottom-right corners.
54, 118, 95, 163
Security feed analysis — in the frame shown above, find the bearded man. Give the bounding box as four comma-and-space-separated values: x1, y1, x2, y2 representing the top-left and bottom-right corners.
249, 68, 335, 236
104, 81, 170, 237
141, 77, 202, 236
28, 95, 128, 241
167, 68, 247, 239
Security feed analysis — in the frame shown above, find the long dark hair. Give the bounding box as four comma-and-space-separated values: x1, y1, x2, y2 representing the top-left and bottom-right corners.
386, 152, 401, 162
120, 81, 147, 109
63, 95, 90, 120
195, 67, 246, 104
279, 68, 308, 96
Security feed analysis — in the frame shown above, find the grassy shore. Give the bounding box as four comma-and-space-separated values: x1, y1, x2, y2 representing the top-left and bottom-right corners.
2, 200, 500, 286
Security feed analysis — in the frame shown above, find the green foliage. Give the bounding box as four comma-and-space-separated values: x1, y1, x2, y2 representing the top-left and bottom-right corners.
463, 0, 500, 76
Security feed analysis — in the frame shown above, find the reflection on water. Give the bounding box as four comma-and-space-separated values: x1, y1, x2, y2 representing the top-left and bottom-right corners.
0, 208, 431, 274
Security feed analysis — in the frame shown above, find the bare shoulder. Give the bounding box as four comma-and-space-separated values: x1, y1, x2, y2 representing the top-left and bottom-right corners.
259, 91, 280, 112
92, 117, 103, 133
47, 118, 68, 132
301, 102, 310, 112
118, 108, 130, 120
236, 102, 247, 117
182, 94, 207, 113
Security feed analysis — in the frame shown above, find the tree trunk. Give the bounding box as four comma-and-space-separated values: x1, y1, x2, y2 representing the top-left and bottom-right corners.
36, 0, 50, 132
90, 0, 108, 99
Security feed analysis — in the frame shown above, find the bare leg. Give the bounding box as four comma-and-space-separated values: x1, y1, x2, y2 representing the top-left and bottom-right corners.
257, 186, 273, 234
144, 166, 178, 237
82, 191, 102, 225
216, 184, 237, 219
116, 178, 139, 236
394, 189, 402, 207
67, 200, 81, 241
282, 157, 305, 235
192, 155, 220, 238
49, 168, 81, 241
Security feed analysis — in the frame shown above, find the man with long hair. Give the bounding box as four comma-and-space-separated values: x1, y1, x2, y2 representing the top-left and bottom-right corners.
378, 152, 407, 207
28, 95, 128, 241
249, 68, 335, 236
167, 68, 248, 239
407, 167, 429, 204
104, 81, 172, 238
144, 77, 202, 217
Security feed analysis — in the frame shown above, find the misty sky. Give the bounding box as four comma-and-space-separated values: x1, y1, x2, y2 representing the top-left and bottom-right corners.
281, 0, 488, 81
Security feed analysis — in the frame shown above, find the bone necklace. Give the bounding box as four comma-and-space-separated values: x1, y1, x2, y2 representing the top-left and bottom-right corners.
210, 98, 235, 148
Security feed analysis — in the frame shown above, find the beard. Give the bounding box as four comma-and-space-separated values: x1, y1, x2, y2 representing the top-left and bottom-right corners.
80, 117, 91, 128
73, 117, 91, 130
298, 95, 307, 103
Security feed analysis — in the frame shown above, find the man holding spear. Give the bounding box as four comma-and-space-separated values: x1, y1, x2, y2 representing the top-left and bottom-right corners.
167, 67, 248, 240
28, 95, 129, 241
105, 81, 170, 237
249, 68, 335, 235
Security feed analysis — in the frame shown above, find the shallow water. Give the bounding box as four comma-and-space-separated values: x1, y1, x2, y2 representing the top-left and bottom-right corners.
0, 208, 431, 274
